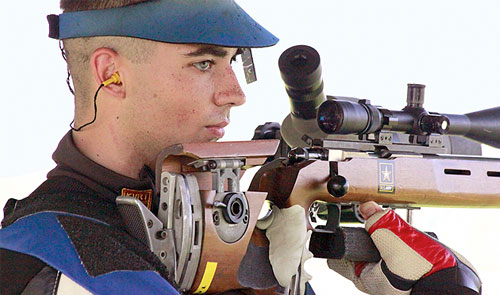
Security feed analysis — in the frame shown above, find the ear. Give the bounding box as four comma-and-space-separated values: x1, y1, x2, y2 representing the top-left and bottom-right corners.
90, 48, 126, 99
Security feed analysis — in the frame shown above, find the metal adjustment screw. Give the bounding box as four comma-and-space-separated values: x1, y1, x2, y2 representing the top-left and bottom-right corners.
429, 135, 443, 148
220, 193, 248, 224
208, 160, 218, 170
213, 211, 220, 226
161, 202, 168, 211
213, 201, 227, 208
379, 133, 393, 144
163, 187, 168, 193
147, 220, 153, 228
156, 230, 167, 240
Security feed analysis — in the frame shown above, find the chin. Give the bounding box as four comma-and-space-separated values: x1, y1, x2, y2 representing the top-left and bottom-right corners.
190, 136, 218, 143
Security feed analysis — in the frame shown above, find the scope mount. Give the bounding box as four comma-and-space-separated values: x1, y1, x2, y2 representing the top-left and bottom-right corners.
319, 131, 448, 156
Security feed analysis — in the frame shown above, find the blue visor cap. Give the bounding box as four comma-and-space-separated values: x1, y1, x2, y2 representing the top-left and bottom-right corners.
49, 0, 278, 48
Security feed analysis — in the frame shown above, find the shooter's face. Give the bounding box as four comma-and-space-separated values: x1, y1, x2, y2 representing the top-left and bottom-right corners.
123, 43, 246, 160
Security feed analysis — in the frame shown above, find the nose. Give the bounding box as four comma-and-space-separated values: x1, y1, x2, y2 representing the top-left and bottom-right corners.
213, 65, 246, 107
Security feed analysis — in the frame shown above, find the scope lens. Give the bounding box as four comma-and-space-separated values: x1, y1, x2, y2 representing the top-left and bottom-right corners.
318, 100, 344, 134
317, 99, 378, 134
441, 120, 448, 131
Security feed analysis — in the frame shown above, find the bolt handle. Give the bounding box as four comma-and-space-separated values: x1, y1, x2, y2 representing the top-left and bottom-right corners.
327, 175, 349, 198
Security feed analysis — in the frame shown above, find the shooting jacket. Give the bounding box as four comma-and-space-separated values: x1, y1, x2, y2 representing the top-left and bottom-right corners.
0, 131, 177, 295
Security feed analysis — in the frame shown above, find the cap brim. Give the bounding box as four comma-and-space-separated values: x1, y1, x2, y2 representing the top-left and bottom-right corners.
58, 0, 279, 48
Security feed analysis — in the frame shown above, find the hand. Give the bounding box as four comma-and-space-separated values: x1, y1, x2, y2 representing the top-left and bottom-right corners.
256, 205, 312, 295
328, 201, 482, 295
358, 201, 384, 220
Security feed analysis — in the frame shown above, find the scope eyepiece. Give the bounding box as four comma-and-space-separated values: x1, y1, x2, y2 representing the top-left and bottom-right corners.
317, 99, 384, 135
279, 45, 326, 120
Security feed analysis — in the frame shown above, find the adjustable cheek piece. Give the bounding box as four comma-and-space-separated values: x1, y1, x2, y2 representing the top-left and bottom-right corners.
115, 146, 276, 293
70, 72, 121, 132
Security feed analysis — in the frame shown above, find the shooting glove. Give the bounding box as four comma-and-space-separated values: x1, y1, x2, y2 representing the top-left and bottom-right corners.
256, 205, 313, 295
327, 204, 482, 295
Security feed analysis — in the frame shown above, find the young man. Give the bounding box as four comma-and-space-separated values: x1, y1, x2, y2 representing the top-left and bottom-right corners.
0, 0, 482, 294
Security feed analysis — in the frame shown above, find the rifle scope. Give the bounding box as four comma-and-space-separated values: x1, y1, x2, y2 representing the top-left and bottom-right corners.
278, 45, 326, 120
317, 86, 500, 148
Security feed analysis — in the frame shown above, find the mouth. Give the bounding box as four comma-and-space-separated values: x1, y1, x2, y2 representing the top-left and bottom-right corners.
205, 120, 229, 139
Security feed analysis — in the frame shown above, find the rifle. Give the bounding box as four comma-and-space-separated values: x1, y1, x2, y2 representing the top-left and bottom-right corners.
116, 45, 500, 294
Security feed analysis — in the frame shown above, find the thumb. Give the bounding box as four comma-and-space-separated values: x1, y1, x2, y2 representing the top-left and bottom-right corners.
359, 201, 383, 220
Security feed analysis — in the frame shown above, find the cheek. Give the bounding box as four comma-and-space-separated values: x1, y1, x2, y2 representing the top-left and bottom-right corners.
154, 88, 202, 132
174, 107, 197, 123
139, 66, 215, 137
161, 76, 213, 126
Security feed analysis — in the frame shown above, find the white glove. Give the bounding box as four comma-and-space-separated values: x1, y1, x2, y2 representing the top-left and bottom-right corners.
256, 205, 313, 295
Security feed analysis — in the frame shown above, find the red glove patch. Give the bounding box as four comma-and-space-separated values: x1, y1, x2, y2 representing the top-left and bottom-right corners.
355, 262, 368, 277
368, 210, 456, 277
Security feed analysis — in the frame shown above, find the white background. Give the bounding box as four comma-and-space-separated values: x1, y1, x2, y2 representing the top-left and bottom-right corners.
1, 0, 500, 294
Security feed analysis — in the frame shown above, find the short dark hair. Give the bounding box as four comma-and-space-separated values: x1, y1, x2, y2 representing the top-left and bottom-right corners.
60, 0, 151, 12
60, 0, 157, 120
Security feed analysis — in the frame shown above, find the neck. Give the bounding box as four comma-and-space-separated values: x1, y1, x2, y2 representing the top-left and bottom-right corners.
72, 124, 149, 180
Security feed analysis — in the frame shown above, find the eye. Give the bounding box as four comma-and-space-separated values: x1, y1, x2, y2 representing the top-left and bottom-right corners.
193, 60, 214, 71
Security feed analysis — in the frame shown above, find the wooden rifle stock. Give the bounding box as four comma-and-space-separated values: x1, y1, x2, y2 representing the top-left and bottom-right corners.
252, 154, 500, 212
249, 148, 500, 263
157, 140, 500, 294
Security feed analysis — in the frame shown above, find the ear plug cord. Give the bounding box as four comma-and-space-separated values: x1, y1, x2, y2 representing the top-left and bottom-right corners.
70, 73, 121, 132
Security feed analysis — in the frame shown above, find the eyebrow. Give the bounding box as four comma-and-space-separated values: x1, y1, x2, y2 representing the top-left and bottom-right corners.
184, 46, 230, 58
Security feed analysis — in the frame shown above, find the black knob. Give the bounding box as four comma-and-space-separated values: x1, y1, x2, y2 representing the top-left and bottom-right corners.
327, 175, 349, 198
407, 84, 426, 108
419, 114, 450, 134
221, 193, 248, 224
